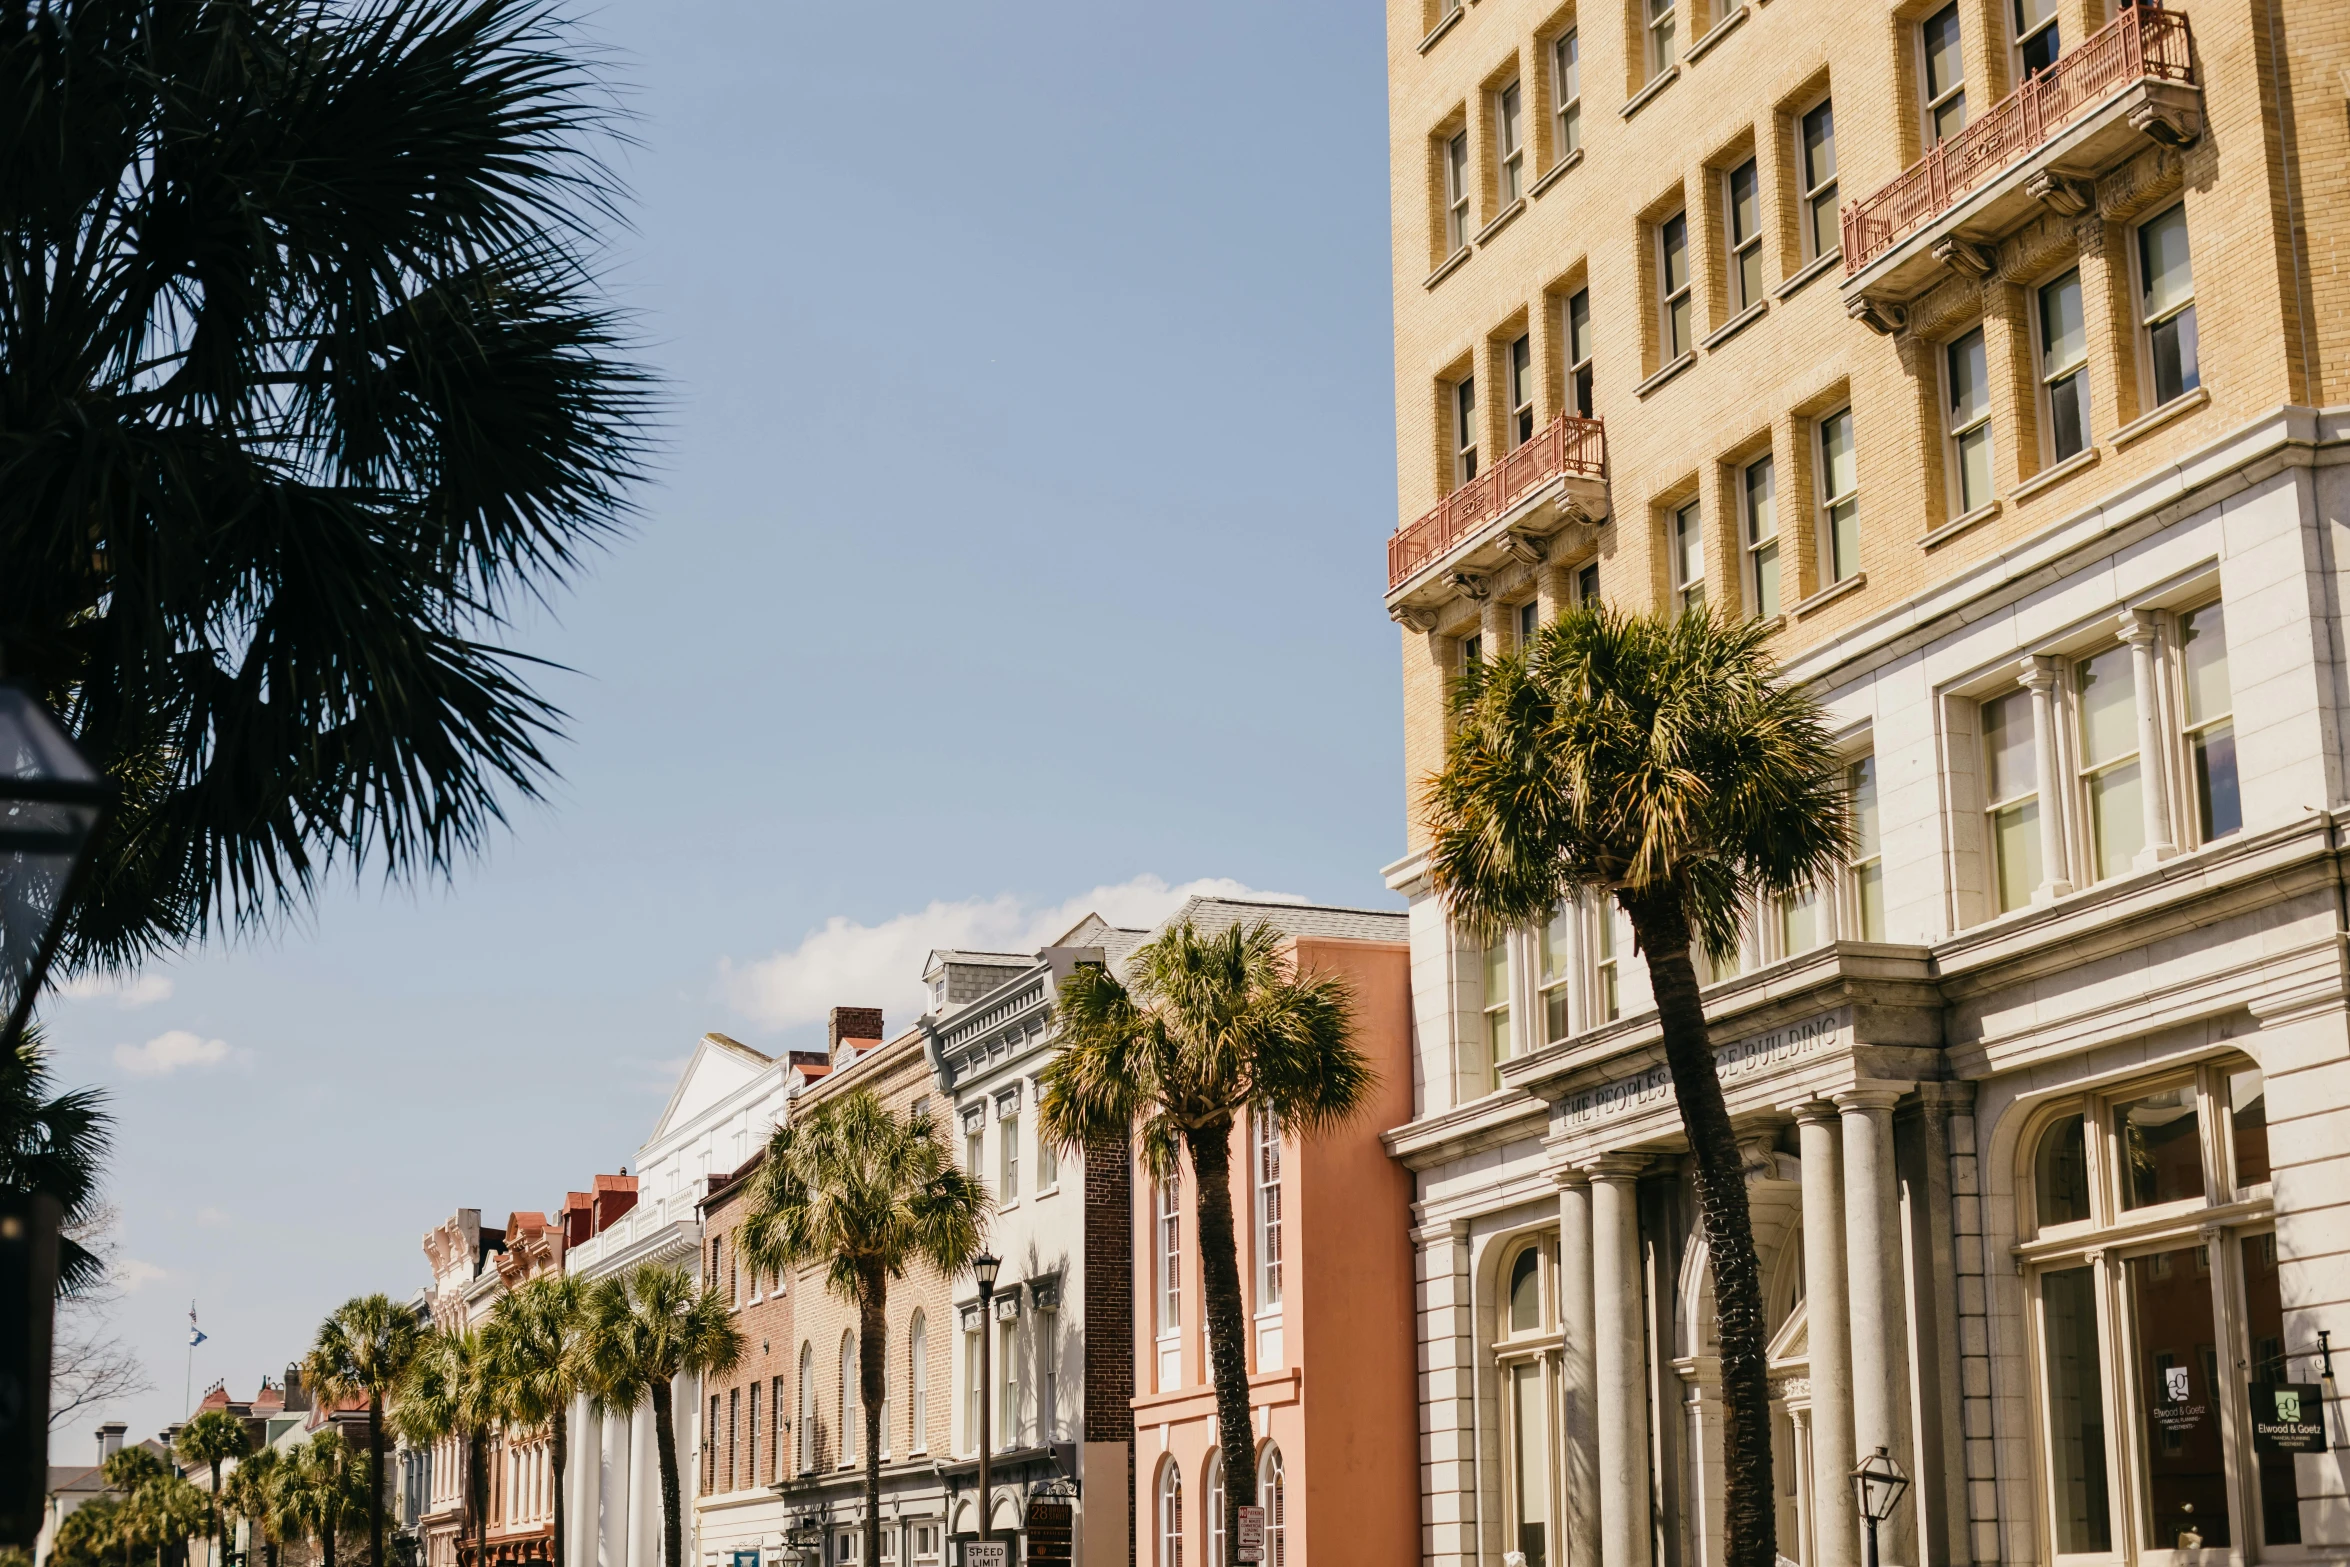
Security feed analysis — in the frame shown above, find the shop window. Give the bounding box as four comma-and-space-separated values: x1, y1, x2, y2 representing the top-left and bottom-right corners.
1495, 1238, 1561, 1567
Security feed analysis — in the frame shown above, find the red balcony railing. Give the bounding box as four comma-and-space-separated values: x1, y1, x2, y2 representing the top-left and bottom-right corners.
1388, 413, 1606, 590
1841, 3, 2193, 276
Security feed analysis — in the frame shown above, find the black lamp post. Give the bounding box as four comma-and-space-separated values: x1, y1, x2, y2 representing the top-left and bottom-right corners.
0, 682, 111, 1551
1851, 1445, 1910, 1567
972, 1252, 1001, 1562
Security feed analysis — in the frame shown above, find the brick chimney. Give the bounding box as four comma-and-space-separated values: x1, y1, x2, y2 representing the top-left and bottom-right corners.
828, 1006, 884, 1055
97, 1421, 126, 1464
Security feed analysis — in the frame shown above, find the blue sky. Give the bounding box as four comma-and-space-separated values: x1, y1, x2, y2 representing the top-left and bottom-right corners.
43, 0, 1400, 1444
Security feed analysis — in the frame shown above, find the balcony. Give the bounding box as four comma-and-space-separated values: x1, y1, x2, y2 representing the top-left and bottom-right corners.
1385, 412, 1610, 612
1839, 2, 2198, 328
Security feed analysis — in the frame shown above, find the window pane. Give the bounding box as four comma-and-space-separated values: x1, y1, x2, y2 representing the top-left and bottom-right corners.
1778, 886, 1819, 954
2179, 604, 2231, 723
1568, 290, 1593, 366
2114, 1085, 2206, 1209
2127, 1249, 2229, 1550
2149, 305, 2200, 405
1933, 91, 1968, 145
1802, 101, 1836, 188
2077, 645, 2136, 768
2240, 1234, 2304, 1545
2088, 760, 2143, 881
1956, 426, 1992, 513
1982, 688, 2035, 802
1513, 1361, 1551, 1567
1821, 410, 1856, 500
2034, 1113, 2091, 1227
1924, 4, 1963, 100
1947, 328, 1988, 426
1994, 801, 2041, 912
2049, 372, 2087, 462
1753, 540, 1781, 620
2040, 271, 2086, 372
1745, 459, 1776, 539
2041, 1265, 2113, 1554
1829, 499, 1860, 581
2140, 204, 2194, 319
1485, 936, 1512, 1065
2229, 1066, 2270, 1187
1661, 214, 1688, 293
1509, 1247, 1542, 1334
1729, 161, 1759, 246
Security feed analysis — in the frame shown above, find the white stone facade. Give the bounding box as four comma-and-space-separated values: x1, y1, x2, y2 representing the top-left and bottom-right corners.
1388, 408, 2350, 1567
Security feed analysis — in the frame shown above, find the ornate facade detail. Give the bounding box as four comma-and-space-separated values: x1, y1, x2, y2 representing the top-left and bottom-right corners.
2025, 169, 2096, 217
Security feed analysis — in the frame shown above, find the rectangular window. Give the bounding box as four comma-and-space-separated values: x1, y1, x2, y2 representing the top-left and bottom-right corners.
705, 1394, 719, 1493
997, 1319, 1020, 1441
1575, 561, 1600, 604
964, 1326, 981, 1450
2039, 271, 2089, 462
1848, 754, 1885, 939
1157, 1179, 1182, 1333
1566, 289, 1595, 416
2138, 203, 2199, 407
964, 1112, 983, 1181
747, 1382, 759, 1491
1497, 80, 1525, 204
1659, 213, 1692, 360
1254, 1111, 1283, 1308
1508, 334, 1535, 447
998, 1100, 1020, 1200
1037, 1124, 1058, 1189
1983, 687, 2041, 913
1922, 3, 1966, 142
2128, 1248, 2229, 1549
1511, 1360, 1551, 1567
1552, 31, 1582, 158
1454, 375, 1480, 485
1539, 904, 1572, 1042
2239, 1233, 2302, 1544
2074, 645, 2143, 881
1518, 600, 1539, 642
2040, 1265, 2113, 1553
1590, 900, 1619, 1021
1800, 100, 1838, 260
1647, 0, 1676, 79
1818, 409, 1859, 581
1462, 632, 1483, 668
772, 1377, 787, 1481
2015, 0, 2060, 77
1444, 131, 1471, 255
1742, 455, 1779, 619
2177, 603, 2239, 841
1669, 501, 1705, 612
1483, 933, 1513, 1069
1777, 884, 1820, 956
1946, 328, 1993, 513
1726, 160, 1764, 312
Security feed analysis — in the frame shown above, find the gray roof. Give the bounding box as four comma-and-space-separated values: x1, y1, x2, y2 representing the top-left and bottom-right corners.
924, 948, 1032, 969
1149, 896, 1408, 947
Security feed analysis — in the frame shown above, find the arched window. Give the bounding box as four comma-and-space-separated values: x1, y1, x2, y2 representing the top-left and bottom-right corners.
909, 1311, 929, 1451
839, 1331, 858, 1465
1205, 1450, 1226, 1567
2034, 1112, 2090, 1228
1509, 1245, 1542, 1334
1156, 1459, 1184, 1567
1258, 1446, 1286, 1567
797, 1343, 814, 1472
1495, 1237, 1558, 1567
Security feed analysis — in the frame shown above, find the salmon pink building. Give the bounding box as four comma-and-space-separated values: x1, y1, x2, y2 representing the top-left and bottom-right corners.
1129, 901, 1418, 1567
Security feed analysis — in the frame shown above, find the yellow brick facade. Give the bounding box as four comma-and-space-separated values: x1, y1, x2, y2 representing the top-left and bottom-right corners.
1386, 0, 2350, 848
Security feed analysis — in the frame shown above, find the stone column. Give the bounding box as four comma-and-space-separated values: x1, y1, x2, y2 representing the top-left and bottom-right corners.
1557, 1172, 1602, 1567
2123, 611, 2178, 864
1591, 1159, 1652, 1567
625, 1404, 656, 1567
1796, 1105, 1859, 1567
2022, 658, 2073, 899
600, 1408, 626, 1567
1838, 1089, 1914, 1559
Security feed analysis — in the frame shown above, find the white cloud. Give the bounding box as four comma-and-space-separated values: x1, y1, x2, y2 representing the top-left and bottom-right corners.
114, 1029, 234, 1076
55, 972, 174, 1009
196, 1207, 230, 1228
720, 875, 1301, 1033
114, 1258, 168, 1294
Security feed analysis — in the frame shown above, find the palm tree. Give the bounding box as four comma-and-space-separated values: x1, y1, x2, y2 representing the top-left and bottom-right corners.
0, 0, 654, 978
1423, 602, 1851, 1567
49, 1493, 123, 1567
393, 1327, 497, 1567
580, 1266, 743, 1567
737, 1092, 990, 1567
221, 1448, 284, 1567
306, 1295, 425, 1567
1040, 918, 1372, 1566
0, 1025, 110, 1294
277, 1434, 366, 1567
174, 1410, 253, 1567
482, 1276, 590, 1567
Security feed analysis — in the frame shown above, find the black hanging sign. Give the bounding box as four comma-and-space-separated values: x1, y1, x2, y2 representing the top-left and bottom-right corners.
2249, 1382, 2329, 1453
1027, 1499, 1075, 1564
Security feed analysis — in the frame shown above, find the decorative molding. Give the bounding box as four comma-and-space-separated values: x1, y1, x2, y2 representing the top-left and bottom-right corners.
2025, 170, 2095, 217
1389, 602, 1441, 633
1847, 295, 1908, 336
1932, 235, 1997, 279
1499, 530, 1549, 566
2126, 95, 2202, 148
2097, 146, 2186, 223
1998, 211, 2084, 284
1447, 570, 1491, 601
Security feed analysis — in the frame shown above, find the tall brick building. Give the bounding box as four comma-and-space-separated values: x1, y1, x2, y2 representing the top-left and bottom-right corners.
1376, 1, 2350, 1566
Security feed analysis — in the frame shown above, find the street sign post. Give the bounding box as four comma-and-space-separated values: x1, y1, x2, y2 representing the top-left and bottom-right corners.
1237, 1505, 1265, 1564
964, 1543, 1010, 1567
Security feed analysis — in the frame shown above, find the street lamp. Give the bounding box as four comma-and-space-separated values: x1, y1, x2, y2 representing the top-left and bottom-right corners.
0, 683, 108, 1551
1851, 1446, 1910, 1567
972, 1252, 1001, 1561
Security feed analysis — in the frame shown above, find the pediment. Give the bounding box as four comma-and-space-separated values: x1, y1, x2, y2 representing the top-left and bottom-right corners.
647, 1032, 774, 1144
1765, 1296, 1809, 1372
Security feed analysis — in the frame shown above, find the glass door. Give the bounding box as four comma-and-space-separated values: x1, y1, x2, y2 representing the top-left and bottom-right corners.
2124, 1245, 2230, 1552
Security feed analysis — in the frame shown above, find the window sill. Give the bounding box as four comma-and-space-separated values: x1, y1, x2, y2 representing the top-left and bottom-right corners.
1700, 300, 1768, 351
1791, 571, 1866, 619
1922, 499, 2000, 551
1531, 147, 1584, 199
1683, 4, 1747, 64
1773, 248, 1842, 302
1620, 66, 1680, 121
1035, 1182, 1060, 1200
2011, 446, 2100, 503
1418, 6, 1464, 53
2111, 384, 2209, 450
1632, 351, 1698, 400
996, 1197, 1021, 1213
1475, 198, 1527, 247
1424, 247, 1473, 291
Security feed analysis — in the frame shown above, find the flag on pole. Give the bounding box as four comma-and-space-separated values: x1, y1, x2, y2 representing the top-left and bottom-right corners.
188, 1302, 206, 1347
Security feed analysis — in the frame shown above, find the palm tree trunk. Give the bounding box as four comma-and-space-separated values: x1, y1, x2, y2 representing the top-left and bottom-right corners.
550, 1407, 568, 1567
1621, 886, 1776, 1567
858, 1274, 888, 1567
1184, 1125, 1255, 1566
650, 1379, 682, 1567
468, 1433, 488, 1567
369, 1399, 386, 1567
211, 1467, 224, 1567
